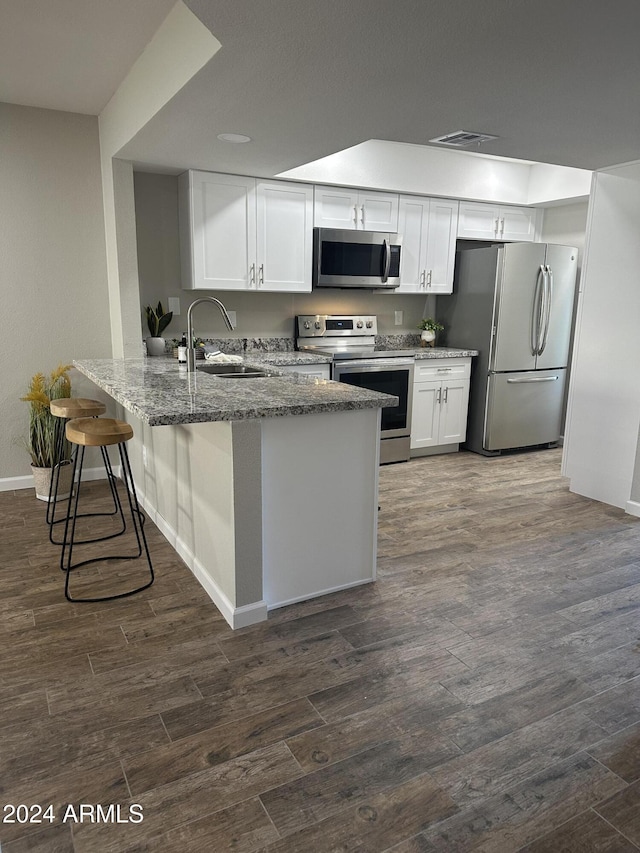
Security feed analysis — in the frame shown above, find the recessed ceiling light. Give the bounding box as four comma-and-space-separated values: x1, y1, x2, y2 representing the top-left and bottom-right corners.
429, 131, 499, 147
216, 133, 251, 143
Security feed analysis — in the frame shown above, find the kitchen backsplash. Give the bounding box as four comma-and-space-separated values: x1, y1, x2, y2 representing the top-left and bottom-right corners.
376, 333, 422, 349
244, 337, 295, 352
176, 334, 423, 353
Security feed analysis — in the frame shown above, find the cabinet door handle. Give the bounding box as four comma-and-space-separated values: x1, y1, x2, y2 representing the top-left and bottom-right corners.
436, 388, 441, 404
258, 263, 264, 286
499, 217, 505, 237
249, 263, 256, 287
420, 270, 426, 288
360, 205, 365, 226
443, 386, 448, 403
427, 270, 432, 288
353, 205, 358, 226
494, 217, 499, 237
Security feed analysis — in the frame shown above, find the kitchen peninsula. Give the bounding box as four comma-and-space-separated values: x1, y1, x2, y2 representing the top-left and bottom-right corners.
74, 355, 396, 628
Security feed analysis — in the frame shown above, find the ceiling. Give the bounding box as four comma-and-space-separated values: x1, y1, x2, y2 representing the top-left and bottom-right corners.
4, 0, 640, 176
0, 0, 175, 114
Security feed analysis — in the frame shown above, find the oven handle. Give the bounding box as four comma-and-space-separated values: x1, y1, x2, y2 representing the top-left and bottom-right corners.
334, 358, 415, 370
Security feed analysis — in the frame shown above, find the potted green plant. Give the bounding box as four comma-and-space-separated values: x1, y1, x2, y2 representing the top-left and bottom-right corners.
144, 301, 173, 356
20, 364, 74, 501
418, 318, 444, 347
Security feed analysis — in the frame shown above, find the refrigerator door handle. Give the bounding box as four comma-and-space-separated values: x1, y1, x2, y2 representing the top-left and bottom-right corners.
506, 375, 559, 383
538, 266, 553, 355
532, 265, 546, 355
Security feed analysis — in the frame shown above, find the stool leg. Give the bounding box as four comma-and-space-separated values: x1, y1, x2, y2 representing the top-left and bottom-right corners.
119, 442, 154, 578
63, 441, 154, 603
51, 439, 127, 548
46, 417, 66, 530
60, 445, 84, 576
101, 446, 124, 517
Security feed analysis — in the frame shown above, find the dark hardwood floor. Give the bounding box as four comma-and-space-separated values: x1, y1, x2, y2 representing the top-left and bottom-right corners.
2, 448, 640, 852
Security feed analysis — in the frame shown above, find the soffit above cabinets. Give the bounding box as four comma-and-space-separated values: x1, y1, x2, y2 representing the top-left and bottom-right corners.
4, 1, 639, 182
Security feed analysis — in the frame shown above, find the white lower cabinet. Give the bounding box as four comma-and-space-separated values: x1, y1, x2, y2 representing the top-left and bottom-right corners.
411, 358, 471, 453
277, 364, 331, 381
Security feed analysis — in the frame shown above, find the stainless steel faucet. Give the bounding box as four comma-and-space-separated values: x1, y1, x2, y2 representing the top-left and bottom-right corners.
186, 296, 235, 372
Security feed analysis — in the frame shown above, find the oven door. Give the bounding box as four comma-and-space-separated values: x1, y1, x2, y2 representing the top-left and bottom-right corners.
333, 358, 414, 438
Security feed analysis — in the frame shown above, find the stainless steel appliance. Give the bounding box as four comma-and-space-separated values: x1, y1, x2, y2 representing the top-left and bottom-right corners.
296, 315, 414, 463
312, 228, 402, 289
439, 243, 578, 455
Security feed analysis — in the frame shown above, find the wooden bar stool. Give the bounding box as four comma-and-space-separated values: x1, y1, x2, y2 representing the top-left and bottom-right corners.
47, 397, 123, 545
61, 417, 154, 603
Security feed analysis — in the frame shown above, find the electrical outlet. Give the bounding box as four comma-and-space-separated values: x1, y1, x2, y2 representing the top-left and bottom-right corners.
168, 297, 181, 316
227, 310, 237, 328
394, 310, 403, 326
142, 445, 148, 469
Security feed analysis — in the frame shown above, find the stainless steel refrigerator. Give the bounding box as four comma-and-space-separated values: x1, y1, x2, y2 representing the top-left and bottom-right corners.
439, 242, 578, 455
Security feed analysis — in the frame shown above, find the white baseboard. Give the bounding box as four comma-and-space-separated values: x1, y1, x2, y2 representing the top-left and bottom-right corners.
136, 490, 267, 629
0, 467, 112, 493
625, 500, 640, 518
267, 576, 373, 611
410, 443, 459, 458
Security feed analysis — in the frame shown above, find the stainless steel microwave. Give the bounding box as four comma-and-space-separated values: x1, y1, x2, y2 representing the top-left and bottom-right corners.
312, 228, 402, 289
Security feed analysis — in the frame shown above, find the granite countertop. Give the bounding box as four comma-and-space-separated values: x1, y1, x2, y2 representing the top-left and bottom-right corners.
73, 358, 398, 427
253, 347, 478, 364
413, 347, 478, 359
245, 351, 333, 366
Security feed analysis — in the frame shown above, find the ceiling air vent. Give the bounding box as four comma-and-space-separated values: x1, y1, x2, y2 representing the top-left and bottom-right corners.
429, 131, 499, 147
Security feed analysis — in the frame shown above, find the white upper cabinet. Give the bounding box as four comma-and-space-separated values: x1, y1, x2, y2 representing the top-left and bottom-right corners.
313, 186, 360, 229
179, 171, 313, 292
314, 185, 399, 231
256, 181, 314, 292
457, 202, 537, 242
358, 190, 399, 231
180, 172, 255, 291
397, 196, 459, 294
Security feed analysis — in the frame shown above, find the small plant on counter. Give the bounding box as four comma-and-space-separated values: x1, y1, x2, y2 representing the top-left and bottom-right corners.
418, 318, 444, 332
20, 364, 72, 468
144, 301, 173, 338
418, 318, 444, 348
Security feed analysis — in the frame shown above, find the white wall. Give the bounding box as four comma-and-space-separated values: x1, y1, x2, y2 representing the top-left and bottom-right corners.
563, 165, 640, 508
540, 202, 589, 258
0, 103, 111, 480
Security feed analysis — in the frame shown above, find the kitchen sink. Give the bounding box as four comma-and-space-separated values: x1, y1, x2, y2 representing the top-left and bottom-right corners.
196, 363, 276, 378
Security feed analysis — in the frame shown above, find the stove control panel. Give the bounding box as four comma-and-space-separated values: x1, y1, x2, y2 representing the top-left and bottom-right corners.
296, 315, 378, 338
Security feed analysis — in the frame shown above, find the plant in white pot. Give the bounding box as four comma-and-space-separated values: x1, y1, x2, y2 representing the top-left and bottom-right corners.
418, 318, 444, 348
144, 301, 173, 356
20, 364, 74, 501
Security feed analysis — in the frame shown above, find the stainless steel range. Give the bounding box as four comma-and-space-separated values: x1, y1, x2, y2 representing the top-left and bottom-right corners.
296, 315, 415, 463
